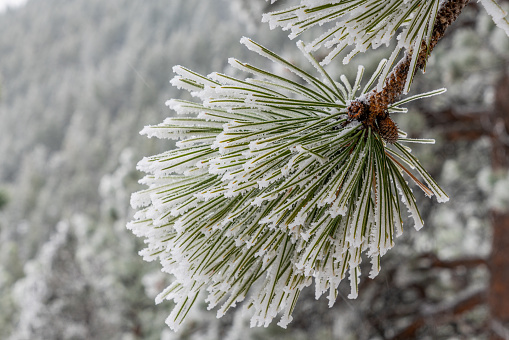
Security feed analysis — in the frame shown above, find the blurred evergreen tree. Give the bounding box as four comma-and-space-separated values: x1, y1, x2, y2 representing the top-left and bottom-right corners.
0, 0, 508, 339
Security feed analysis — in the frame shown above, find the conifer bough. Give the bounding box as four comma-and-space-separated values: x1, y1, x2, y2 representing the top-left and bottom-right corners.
129, 0, 509, 331
344, 0, 471, 144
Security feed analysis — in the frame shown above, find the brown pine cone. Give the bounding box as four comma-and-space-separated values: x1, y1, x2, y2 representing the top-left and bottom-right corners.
378, 116, 399, 144
347, 100, 369, 122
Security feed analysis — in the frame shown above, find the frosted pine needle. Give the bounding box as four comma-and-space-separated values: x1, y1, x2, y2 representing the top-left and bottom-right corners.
262, 0, 441, 69
263, 0, 509, 89
128, 37, 448, 330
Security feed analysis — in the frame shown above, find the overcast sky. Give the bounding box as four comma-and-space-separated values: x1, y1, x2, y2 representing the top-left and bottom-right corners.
0, 0, 26, 12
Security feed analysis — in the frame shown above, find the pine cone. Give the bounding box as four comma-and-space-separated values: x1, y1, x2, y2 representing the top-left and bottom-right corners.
347, 100, 369, 122
378, 116, 398, 144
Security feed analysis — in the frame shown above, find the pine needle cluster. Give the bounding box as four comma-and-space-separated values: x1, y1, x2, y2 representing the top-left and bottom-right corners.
129, 38, 448, 329
263, 0, 509, 91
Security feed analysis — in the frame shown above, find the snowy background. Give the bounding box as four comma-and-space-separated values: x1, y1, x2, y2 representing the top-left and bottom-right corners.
0, 0, 26, 12
0, 0, 507, 339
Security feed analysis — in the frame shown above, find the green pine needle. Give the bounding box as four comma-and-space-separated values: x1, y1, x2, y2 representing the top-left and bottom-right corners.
128, 37, 448, 330
263, 0, 441, 91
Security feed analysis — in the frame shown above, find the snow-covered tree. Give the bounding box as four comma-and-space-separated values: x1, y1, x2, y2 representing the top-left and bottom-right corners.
129, 0, 509, 334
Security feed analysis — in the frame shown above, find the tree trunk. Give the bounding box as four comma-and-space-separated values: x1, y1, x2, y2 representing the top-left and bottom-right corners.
489, 71, 509, 340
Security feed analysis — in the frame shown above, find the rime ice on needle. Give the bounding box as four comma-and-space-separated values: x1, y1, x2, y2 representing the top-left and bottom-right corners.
128, 37, 448, 330
263, 1, 441, 69
479, 0, 509, 35
263, 0, 509, 89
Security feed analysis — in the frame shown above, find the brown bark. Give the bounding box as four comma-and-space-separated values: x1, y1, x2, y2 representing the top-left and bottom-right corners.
490, 212, 509, 340
491, 72, 509, 169
489, 73, 509, 340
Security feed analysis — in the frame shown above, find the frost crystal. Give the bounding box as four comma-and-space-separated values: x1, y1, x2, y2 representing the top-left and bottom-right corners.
129, 38, 448, 330
479, 0, 509, 35
263, 0, 509, 89
262, 0, 441, 66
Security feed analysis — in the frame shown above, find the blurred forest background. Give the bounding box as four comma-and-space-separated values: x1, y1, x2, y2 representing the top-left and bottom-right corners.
0, 0, 508, 339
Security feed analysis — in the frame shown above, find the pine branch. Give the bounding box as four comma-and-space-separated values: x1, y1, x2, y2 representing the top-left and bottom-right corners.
382, 0, 471, 103
347, 0, 471, 143
129, 38, 450, 330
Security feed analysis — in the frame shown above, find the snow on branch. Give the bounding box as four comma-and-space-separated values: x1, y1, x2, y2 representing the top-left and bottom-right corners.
263, 0, 509, 92
263, 0, 442, 82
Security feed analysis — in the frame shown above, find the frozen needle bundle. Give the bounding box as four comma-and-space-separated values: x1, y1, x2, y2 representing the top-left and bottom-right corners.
129, 38, 448, 330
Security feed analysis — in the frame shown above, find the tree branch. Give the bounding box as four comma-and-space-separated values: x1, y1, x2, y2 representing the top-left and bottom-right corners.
372, 0, 471, 110
389, 289, 486, 340
418, 252, 488, 269
347, 0, 472, 143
